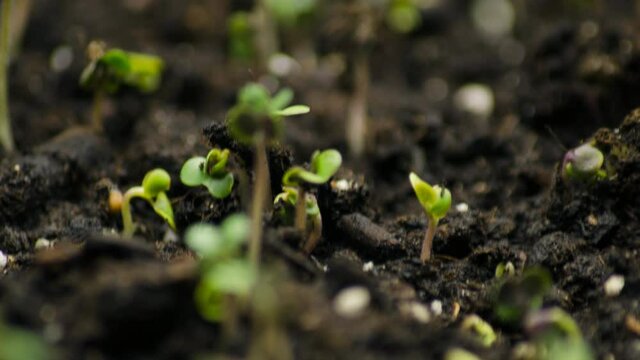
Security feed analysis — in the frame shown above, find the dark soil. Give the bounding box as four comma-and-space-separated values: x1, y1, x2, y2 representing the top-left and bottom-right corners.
2, 1, 640, 359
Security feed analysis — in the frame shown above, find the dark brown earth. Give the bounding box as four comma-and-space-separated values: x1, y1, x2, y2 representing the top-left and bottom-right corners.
2, 1, 640, 359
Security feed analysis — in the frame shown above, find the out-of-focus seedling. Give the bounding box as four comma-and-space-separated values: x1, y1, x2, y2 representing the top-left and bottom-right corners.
265, 0, 317, 27
386, 0, 422, 34
227, 82, 310, 266
180, 148, 234, 199
274, 186, 322, 254
524, 307, 594, 360
0, 317, 51, 360
228, 12, 255, 62
121, 168, 175, 236
281, 149, 341, 236
409, 172, 452, 262
80, 41, 164, 131
495, 261, 516, 279
562, 143, 606, 183
185, 214, 256, 323
494, 267, 552, 326
444, 348, 481, 360
460, 314, 498, 347
0, 0, 15, 153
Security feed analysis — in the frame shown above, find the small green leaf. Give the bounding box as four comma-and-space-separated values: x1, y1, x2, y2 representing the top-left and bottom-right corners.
270, 88, 294, 111
180, 157, 207, 187
430, 186, 452, 221
202, 173, 234, 199
185, 223, 223, 258
274, 105, 310, 116
152, 192, 175, 229
221, 214, 251, 247
143, 168, 172, 197
311, 149, 342, 180
409, 172, 437, 207
203, 259, 256, 296
238, 83, 271, 114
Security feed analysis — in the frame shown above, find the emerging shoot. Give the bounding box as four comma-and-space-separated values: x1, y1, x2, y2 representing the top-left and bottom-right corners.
281, 149, 341, 240
185, 214, 255, 323
121, 168, 175, 236
80, 42, 164, 131
180, 148, 234, 199
524, 307, 593, 360
227, 82, 310, 266
409, 172, 451, 263
274, 186, 322, 254
0, 0, 14, 153
494, 267, 552, 325
562, 143, 606, 183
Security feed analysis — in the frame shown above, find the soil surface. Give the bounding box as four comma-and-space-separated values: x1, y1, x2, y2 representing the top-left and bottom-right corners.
2, 1, 640, 359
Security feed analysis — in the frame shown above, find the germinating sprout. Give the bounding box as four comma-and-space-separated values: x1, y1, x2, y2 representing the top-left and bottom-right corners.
494, 267, 552, 325
562, 143, 606, 183
121, 168, 175, 236
524, 307, 594, 360
180, 148, 234, 199
274, 186, 322, 254
409, 172, 451, 262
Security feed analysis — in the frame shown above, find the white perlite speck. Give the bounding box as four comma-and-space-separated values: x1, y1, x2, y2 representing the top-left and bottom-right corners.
456, 203, 470, 213
333, 286, 371, 318
604, 274, 625, 297
0, 251, 7, 269
430, 300, 443, 316
362, 261, 374, 272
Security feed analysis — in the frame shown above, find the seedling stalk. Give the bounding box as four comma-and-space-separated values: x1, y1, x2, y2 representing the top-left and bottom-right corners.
421, 216, 438, 262
121, 186, 146, 236
0, 0, 14, 153
249, 132, 270, 267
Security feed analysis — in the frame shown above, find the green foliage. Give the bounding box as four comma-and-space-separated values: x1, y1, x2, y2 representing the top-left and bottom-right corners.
562, 143, 606, 183
80, 48, 164, 94
0, 319, 52, 360
460, 314, 497, 347
273, 186, 320, 224
386, 0, 422, 34
525, 307, 594, 360
121, 168, 175, 236
495, 261, 515, 279
282, 149, 342, 187
185, 214, 256, 322
227, 83, 310, 145
228, 12, 255, 61
494, 267, 552, 325
409, 172, 451, 223
265, 0, 317, 26
180, 148, 234, 199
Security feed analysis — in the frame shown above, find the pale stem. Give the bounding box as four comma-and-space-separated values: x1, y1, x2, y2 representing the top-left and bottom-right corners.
294, 187, 306, 234
249, 133, 269, 267
0, 0, 14, 153
254, 0, 279, 70
302, 213, 322, 255
346, 50, 369, 158
420, 217, 438, 263
121, 186, 146, 237
92, 90, 105, 131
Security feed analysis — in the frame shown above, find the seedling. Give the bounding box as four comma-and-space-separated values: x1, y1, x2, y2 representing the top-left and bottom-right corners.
386, 0, 422, 34
274, 186, 322, 254
409, 172, 452, 262
185, 214, 256, 322
0, 0, 14, 153
494, 267, 552, 325
524, 307, 593, 360
460, 314, 497, 347
562, 143, 606, 183
180, 148, 234, 199
228, 12, 255, 62
282, 149, 342, 236
495, 261, 516, 279
121, 168, 175, 236
227, 82, 310, 266
80, 42, 164, 131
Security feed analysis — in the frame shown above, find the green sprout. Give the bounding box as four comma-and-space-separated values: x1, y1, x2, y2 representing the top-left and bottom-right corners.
386, 0, 422, 34
0, 0, 15, 153
409, 172, 452, 263
494, 267, 552, 325
227, 83, 310, 266
274, 186, 322, 254
80, 42, 164, 131
121, 168, 175, 236
495, 261, 516, 279
180, 148, 234, 199
460, 314, 498, 347
562, 143, 606, 183
524, 307, 594, 360
185, 214, 256, 322
228, 12, 255, 62
265, 0, 317, 27
281, 149, 341, 238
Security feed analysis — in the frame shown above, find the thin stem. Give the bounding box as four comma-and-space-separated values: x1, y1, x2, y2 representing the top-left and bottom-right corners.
121, 186, 146, 237
346, 49, 369, 158
420, 217, 438, 263
0, 0, 14, 153
249, 134, 269, 267
294, 187, 306, 234
254, 0, 279, 71
92, 90, 105, 131
302, 213, 322, 255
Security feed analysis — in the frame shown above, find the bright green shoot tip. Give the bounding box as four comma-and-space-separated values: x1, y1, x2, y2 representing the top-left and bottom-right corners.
121, 168, 175, 236
180, 148, 234, 199
409, 172, 451, 262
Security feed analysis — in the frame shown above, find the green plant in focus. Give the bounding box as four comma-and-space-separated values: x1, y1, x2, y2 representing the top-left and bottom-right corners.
121, 168, 175, 236
185, 214, 255, 322
0, 0, 15, 153
227, 82, 310, 267
180, 148, 234, 199
562, 142, 606, 183
274, 186, 322, 254
80, 41, 164, 131
409, 172, 451, 262
281, 149, 341, 241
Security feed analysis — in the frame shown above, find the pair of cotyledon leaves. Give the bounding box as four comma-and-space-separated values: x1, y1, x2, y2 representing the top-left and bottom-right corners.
137, 168, 176, 230
181, 148, 234, 199
409, 172, 451, 223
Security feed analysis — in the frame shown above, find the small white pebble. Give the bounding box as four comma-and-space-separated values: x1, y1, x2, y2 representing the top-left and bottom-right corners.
268, 53, 300, 77
332, 179, 351, 191
456, 203, 469, 213
0, 250, 7, 269
430, 300, 443, 316
362, 261, 374, 272
35, 238, 52, 250
400, 301, 432, 324
50, 45, 74, 73
13, 164, 20, 172
604, 274, 625, 297
453, 83, 495, 119
333, 286, 371, 318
